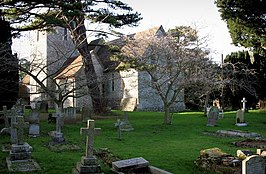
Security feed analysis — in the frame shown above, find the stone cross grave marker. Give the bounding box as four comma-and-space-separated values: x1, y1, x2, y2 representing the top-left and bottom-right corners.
115, 119, 123, 140
50, 112, 64, 142
10, 109, 18, 144
80, 119, 101, 158
52, 113, 64, 134
12, 116, 29, 145
73, 119, 102, 174
242, 155, 265, 174
206, 106, 219, 126
3, 106, 10, 128
241, 97, 247, 111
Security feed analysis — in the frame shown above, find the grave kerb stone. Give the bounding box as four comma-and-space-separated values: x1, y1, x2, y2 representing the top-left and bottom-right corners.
112, 157, 149, 172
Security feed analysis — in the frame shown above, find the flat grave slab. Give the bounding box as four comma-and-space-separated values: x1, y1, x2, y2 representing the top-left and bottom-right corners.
6, 157, 41, 172
112, 157, 149, 172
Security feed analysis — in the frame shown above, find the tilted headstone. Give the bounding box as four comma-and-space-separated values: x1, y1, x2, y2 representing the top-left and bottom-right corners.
28, 109, 40, 137
206, 106, 219, 126
242, 155, 265, 174
73, 119, 102, 174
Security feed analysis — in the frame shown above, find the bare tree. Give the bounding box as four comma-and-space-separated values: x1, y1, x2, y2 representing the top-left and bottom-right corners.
115, 26, 215, 125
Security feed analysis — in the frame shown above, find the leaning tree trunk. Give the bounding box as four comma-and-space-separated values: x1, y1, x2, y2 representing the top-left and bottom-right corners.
69, 18, 106, 114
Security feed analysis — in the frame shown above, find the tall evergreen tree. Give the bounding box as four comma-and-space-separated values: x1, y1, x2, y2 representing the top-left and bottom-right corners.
1, 0, 142, 113
0, 11, 19, 109
215, 0, 266, 55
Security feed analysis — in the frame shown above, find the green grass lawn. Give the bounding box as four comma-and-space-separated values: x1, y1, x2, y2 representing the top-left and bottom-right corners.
0, 110, 265, 174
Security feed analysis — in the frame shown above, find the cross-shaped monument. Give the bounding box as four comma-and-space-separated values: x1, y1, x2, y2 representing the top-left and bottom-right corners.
80, 119, 101, 158
12, 116, 29, 145
10, 109, 18, 144
49, 112, 64, 143
241, 97, 247, 112
73, 119, 102, 174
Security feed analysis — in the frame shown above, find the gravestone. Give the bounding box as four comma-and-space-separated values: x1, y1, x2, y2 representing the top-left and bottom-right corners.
112, 157, 149, 173
236, 109, 247, 126
242, 155, 265, 174
206, 106, 219, 126
49, 113, 64, 143
63, 107, 77, 124
28, 109, 40, 137
81, 107, 92, 122
73, 119, 102, 174
6, 116, 41, 172
0, 106, 14, 134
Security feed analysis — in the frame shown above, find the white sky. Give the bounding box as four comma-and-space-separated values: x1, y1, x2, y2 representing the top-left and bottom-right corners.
116, 0, 244, 62
12, 0, 244, 62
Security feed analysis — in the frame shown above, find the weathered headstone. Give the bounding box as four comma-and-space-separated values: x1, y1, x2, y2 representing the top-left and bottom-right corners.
73, 119, 102, 174
28, 109, 40, 137
63, 107, 77, 124
206, 106, 219, 126
242, 155, 265, 174
236, 109, 247, 126
112, 157, 149, 173
81, 107, 92, 122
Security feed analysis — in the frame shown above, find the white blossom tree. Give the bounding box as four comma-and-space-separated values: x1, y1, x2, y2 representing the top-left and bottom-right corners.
115, 26, 216, 124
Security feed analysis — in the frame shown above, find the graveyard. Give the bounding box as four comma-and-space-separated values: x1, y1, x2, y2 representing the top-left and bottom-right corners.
0, 109, 266, 174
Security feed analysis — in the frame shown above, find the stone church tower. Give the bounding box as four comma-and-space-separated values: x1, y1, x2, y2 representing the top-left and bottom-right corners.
29, 27, 79, 107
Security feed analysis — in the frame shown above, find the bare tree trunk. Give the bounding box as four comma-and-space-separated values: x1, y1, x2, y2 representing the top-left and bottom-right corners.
204, 92, 210, 116
164, 105, 171, 125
